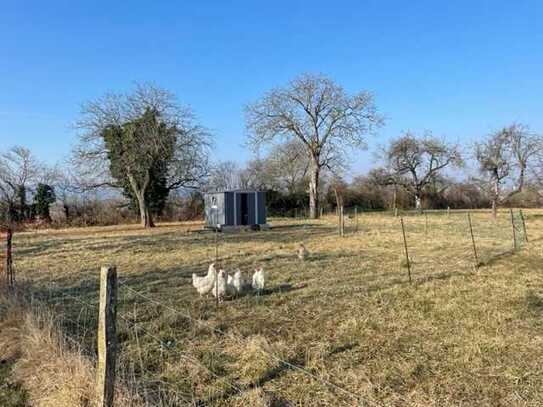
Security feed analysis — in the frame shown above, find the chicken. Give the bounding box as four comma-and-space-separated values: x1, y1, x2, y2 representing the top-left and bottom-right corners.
252, 267, 266, 294
298, 243, 309, 261
228, 269, 249, 296
192, 263, 217, 296
212, 269, 229, 302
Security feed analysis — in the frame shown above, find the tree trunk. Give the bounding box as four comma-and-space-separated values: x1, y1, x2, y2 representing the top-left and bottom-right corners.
128, 172, 155, 228
309, 162, 320, 219
136, 193, 155, 228
414, 192, 422, 213
491, 197, 497, 220
492, 177, 499, 220
63, 204, 70, 222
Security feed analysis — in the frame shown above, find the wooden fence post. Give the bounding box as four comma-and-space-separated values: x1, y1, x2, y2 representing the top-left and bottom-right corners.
400, 217, 412, 284
467, 212, 479, 269
509, 208, 517, 251
97, 266, 118, 407
394, 208, 398, 218
447, 206, 450, 217
519, 209, 528, 243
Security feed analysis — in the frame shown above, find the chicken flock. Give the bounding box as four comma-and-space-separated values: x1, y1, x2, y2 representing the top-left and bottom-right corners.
192, 244, 308, 301
192, 263, 266, 302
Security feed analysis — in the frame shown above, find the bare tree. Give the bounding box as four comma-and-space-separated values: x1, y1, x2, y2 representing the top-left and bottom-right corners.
475, 123, 541, 218
207, 161, 244, 191
74, 83, 211, 227
239, 158, 276, 191
381, 132, 463, 210
245, 73, 383, 218
0, 146, 43, 223
265, 140, 310, 195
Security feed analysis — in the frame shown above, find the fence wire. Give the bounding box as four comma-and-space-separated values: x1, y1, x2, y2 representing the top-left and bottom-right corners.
7, 208, 533, 406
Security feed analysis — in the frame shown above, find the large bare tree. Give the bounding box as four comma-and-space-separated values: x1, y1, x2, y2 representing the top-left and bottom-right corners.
380, 132, 463, 210
245, 73, 383, 218
74, 83, 211, 228
475, 123, 541, 218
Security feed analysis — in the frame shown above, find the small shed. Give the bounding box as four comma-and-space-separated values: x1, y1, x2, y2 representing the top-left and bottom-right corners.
204, 190, 268, 230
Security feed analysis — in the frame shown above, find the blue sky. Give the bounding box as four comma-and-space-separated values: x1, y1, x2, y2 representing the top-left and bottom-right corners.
1, 1, 542, 174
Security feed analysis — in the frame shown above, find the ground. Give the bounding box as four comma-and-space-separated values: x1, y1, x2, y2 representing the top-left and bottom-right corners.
0, 361, 27, 407
9, 209, 543, 406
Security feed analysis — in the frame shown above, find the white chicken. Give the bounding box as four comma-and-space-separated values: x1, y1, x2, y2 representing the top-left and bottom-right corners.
252, 267, 266, 294
298, 243, 309, 261
228, 269, 249, 296
212, 269, 229, 302
192, 263, 217, 296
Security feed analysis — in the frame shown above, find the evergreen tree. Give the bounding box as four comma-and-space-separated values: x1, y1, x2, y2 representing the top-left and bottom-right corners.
15, 185, 28, 221
34, 183, 56, 222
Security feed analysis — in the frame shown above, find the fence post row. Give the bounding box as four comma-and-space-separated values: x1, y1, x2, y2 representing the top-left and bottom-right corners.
467, 212, 479, 269
509, 208, 517, 251
97, 266, 118, 407
400, 217, 412, 284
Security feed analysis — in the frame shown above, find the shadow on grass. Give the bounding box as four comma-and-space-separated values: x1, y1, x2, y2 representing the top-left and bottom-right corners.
526, 290, 543, 315
195, 355, 305, 407
247, 283, 308, 299
478, 249, 516, 267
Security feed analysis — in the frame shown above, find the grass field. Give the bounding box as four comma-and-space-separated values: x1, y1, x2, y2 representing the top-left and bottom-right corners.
10, 209, 543, 406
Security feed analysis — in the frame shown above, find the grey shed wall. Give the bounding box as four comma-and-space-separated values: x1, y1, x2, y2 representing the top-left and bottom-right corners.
204, 193, 225, 226
204, 191, 267, 227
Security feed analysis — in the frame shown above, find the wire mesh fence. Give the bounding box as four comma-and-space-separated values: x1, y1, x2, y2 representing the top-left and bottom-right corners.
3, 208, 534, 405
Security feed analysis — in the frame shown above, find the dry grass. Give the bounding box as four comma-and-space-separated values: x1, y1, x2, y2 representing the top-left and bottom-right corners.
0, 294, 142, 407
9, 209, 543, 406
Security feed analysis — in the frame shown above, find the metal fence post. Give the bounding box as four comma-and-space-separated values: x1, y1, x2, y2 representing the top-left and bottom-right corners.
355, 207, 359, 232
467, 212, 479, 269
519, 209, 528, 243
400, 217, 412, 284
339, 206, 345, 237
509, 208, 517, 251
5, 228, 14, 289
424, 211, 428, 236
